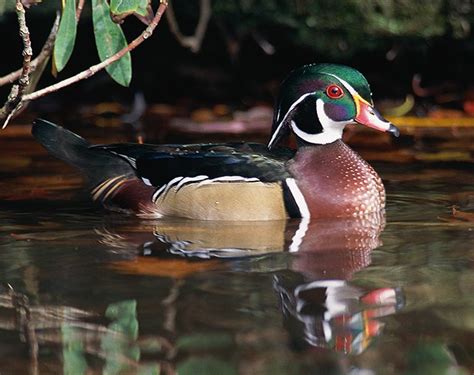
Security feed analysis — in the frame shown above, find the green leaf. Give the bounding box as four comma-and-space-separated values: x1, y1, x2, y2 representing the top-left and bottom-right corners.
92, 0, 132, 87
53, 0, 77, 72
110, 0, 149, 17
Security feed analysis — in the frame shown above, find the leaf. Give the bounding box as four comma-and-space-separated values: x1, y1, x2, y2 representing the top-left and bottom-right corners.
110, 0, 149, 18
53, 0, 77, 72
92, 0, 132, 87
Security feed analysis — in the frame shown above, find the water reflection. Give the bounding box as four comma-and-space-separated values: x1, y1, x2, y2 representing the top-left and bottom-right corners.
104, 212, 397, 356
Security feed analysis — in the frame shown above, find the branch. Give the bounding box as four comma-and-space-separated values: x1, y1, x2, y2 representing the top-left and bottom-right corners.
0, 0, 33, 128
21, 1, 169, 103
0, 13, 60, 87
166, 0, 210, 53
76, 0, 85, 20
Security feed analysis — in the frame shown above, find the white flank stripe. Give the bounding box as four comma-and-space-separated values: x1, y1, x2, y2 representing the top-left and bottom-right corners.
268, 92, 314, 149
176, 175, 209, 190
285, 178, 310, 218
153, 176, 185, 202
289, 217, 310, 253
152, 185, 167, 203
196, 176, 261, 187
210, 176, 260, 182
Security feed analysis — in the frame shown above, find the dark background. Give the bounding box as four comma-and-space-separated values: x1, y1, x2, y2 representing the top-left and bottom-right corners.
0, 0, 473, 112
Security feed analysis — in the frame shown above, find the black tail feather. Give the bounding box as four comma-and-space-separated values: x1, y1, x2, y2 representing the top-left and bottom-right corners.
32, 119, 134, 187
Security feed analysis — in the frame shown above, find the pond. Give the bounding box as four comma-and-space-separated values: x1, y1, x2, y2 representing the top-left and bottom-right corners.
0, 119, 472, 374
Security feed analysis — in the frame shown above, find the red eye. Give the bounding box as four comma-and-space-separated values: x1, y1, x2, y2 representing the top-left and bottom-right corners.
326, 84, 344, 99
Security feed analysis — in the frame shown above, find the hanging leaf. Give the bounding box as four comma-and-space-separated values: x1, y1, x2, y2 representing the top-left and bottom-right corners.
110, 0, 149, 18
92, 0, 132, 87
53, 0, 77, 72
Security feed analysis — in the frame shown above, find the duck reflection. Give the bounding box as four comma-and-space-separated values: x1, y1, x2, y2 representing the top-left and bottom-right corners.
98, 211, 403, 355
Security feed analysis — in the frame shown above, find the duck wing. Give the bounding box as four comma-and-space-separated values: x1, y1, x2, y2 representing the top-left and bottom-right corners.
93, 142, 295, 187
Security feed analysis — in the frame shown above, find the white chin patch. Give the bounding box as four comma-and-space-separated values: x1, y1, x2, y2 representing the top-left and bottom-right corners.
290, 99, 349, 145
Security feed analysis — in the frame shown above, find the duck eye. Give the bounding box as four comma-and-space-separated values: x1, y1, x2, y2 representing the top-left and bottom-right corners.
326, 84, 344, 99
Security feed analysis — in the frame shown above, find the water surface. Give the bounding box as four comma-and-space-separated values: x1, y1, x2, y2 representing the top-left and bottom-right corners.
0, 123, 472, 374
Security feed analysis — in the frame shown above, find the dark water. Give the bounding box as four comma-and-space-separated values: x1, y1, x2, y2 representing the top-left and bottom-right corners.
0, 125, 473, 374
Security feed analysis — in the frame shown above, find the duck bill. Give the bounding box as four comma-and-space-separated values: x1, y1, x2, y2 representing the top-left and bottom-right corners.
354, 98, 400, 137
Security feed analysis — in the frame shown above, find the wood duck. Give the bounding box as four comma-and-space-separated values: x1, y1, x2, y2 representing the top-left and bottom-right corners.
32, 64, 399, 221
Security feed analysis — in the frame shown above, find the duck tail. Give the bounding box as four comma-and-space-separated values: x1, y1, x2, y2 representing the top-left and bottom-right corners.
32, 119, 134, 187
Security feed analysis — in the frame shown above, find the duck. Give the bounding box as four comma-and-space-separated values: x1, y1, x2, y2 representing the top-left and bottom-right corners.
32, 63, 399, 221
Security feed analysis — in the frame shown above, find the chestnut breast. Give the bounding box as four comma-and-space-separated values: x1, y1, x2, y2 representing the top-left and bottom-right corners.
287, 140, 385, 218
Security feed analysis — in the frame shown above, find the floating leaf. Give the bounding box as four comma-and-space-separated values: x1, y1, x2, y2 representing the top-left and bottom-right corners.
92, 0, 132, 86
53, 0, 77, 72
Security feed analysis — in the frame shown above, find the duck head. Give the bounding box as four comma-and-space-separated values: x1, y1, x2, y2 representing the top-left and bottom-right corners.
268, 64, 400, 149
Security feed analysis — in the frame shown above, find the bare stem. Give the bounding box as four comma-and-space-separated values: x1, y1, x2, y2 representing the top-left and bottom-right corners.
0, 0, 33, 127
166, 0, 210, 53
22, 1, 168, 103
76, 0, 85, 21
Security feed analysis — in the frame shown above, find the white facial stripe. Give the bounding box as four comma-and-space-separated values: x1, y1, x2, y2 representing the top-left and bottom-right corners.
289, 99, 347, 144
325, 73, 359, 97
285, 178, 310, 218
268, 92, 314, 149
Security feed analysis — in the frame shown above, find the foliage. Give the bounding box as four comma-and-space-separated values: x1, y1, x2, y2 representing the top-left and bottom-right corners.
92, 0, 132, 86
0, 0, 167, 128
210, 0, 474, 57
54, 0, 77, 73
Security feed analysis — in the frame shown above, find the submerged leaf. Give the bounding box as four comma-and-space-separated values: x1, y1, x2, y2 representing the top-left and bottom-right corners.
92, 0, 132, 86
54, 0, 77, 72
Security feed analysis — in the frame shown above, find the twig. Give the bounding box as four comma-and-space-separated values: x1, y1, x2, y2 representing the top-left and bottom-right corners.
166, 0, 210, 53
9, 286, 39, 373
0, 0, 33, 128
22, 1, 169, 103
0, 13, 59, 87
76, 0, 85, 20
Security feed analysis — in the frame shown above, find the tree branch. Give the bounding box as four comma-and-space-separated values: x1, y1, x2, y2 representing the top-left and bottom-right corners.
76, 0, 85, 21
166, 0, 210, 53
21, 1, 168, 103
0, 14, 60, 88
0, 0, 33, 128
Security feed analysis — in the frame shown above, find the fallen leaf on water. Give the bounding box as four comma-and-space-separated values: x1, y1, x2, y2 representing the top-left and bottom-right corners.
438, 206, 474, 224
110, 257, 225, 278
0, 156, 32, 171
4, 188, 52, 201
11, 231, 90, 241
415, 151, 472, 162
452, 207, 474, 222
